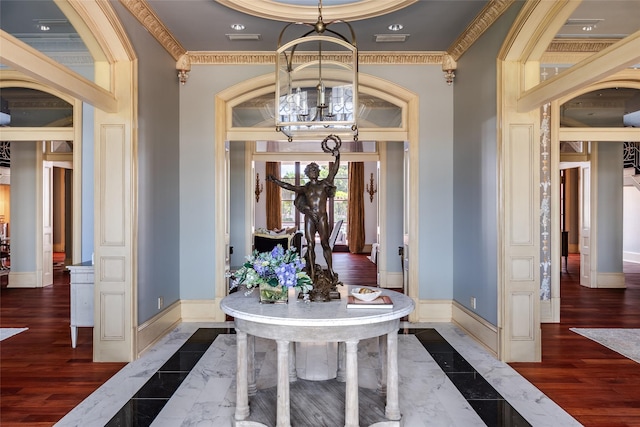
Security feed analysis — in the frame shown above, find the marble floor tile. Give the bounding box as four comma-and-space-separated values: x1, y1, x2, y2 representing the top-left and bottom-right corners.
55, 322, 580, 427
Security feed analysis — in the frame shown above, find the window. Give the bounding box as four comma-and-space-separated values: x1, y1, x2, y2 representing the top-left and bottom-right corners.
280, 161, 348, 243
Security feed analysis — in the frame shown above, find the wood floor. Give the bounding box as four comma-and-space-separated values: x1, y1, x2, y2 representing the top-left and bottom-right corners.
1, 253, 639, 426
0, 270, 126, 427
510, 254, 640, 427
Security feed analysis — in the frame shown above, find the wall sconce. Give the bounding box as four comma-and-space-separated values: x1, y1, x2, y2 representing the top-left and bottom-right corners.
366, 173, 377, 203
176, 53, 191, 85
442, 54, 457, 86
255, 173, 264, 202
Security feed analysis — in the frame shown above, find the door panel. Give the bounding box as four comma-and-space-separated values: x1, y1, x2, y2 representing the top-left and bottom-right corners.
42, 161, 53, 286
580, 164, 591, 287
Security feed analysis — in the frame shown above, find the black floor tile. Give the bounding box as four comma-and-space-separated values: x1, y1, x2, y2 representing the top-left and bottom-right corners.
429, 350, 476, 373
134, 372, 190, 399
468, 399, 531, 427
160, 350, 207, 372
105, 398, 169, 427
446, 372, 503, 400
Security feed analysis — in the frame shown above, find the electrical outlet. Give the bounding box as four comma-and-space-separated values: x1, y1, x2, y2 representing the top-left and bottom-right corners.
158, 296, 164, 310
470, 297, 476, 310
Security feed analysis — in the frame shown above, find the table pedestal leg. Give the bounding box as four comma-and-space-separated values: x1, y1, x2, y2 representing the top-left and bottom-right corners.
276, 339, 291, 427
377, 334, 388, 395
345, 340, 359, 427
336, 341, 346, 382
385, 332, 401, 421
235, 331, 250, 420
248, 334, 257, 396
289, 342, 297, 382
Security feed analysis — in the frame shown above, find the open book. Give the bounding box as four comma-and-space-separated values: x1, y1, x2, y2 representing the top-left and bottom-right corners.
346, 295, 394, 309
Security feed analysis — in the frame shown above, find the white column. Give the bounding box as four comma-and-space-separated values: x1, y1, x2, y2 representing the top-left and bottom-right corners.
289, 342, 297, 381
336, 341, 346, 382
247, 334, 257, 395
377, 334, 387, 395
276, 339, 291, 427
344, 340, 359, 427
385, 332, 401, 420
235, 330, 250, 420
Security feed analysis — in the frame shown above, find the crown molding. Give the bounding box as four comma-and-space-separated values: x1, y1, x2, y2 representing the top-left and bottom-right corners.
188, 51, 444, 65
215, 0, 417, 23
118, 0, 186, 60
447, 0, 514, 61
546, 38, 618, 53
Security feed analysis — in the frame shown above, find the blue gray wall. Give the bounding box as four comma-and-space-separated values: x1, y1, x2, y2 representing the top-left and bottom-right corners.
452, 2, 523, 325
9, 142, 37, 272
597, 142, 624, 272
113, 2, 181, 323
81, 103, 94, 263
229, 141, 248, 268
363, 64, 455, 301
384, 142, 405, 273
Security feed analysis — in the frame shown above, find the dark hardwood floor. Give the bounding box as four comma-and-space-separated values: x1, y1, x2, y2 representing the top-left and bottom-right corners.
510, 254, 640, 427
0, 270, 126, 427
1, 253, 639, 426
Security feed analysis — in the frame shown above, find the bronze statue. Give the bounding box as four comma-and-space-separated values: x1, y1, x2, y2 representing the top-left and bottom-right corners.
267, 136, 342, 300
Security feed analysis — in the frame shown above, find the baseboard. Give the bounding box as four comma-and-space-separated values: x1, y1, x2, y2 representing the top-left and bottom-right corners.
379, 271, 403, 289
623, 251, 640, 264
451, 301, 499, 357
7, 271, 38, 288
596, 272, 626, 288
181, 299, 227, 322
540, 297, 560, 323
417, 299, 452, 322
137, 301, 181, 357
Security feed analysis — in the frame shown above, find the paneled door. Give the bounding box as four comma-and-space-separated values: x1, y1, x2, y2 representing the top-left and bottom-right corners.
579, 163, 592, 288
42, 160, 53, 286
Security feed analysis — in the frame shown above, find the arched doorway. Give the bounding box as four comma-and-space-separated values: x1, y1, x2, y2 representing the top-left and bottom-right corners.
212, 73, 420, 321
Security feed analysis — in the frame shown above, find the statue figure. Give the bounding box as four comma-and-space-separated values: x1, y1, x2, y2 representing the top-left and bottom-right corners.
267, 136, 342, 299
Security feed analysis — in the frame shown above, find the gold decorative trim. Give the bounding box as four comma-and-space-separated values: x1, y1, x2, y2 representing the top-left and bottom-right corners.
541, 52, 593, 64
118, 0, 185, 60
215, 0, 417, 23
448, 0, 514, 61
189, 51, 444, 65
546, 38, 618, 53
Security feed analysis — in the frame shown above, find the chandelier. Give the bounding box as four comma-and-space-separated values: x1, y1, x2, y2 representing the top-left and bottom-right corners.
275, 0, 358, 141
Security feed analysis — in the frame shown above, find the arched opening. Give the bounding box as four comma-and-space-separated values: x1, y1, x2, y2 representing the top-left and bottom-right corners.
212, 73, 420, 321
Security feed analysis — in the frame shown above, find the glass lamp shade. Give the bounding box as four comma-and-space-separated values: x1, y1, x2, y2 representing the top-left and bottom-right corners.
276, 35, 358, 141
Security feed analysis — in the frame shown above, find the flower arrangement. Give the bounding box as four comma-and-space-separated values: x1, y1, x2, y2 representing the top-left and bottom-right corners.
231, 245, 313, 300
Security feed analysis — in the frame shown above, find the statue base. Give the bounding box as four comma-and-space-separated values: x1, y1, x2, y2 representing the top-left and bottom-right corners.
303, 265, 342, 302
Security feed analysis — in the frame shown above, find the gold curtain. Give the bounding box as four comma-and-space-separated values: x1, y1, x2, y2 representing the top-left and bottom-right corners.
265, 162, 281, 230
347, 162, 365, 253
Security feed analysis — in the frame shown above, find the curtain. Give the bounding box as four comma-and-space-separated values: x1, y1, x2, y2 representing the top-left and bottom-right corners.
265, 162, 281, 230
347, 162, 365, 253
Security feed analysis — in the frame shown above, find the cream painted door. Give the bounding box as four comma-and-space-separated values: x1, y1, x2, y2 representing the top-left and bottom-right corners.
580, 164, 592, 288
42, 160, 53, 286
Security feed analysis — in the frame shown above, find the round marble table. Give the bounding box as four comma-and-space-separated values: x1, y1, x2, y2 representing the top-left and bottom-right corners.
220, 285, 414, 427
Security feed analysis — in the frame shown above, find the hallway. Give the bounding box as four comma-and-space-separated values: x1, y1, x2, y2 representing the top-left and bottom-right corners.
510, 254, 640, 426
1, 254, 639, 426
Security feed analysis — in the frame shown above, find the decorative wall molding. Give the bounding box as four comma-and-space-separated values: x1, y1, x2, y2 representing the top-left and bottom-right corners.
447, 0, 514, 61
546, 38, 618, 53
118, 0, 186, 60
188, 51, 445, 65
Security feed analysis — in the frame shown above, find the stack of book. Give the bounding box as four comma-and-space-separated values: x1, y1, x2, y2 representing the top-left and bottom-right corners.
346, 295, 393, 309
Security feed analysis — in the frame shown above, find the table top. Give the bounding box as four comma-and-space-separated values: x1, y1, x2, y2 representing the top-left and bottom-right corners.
220, 285, 414, 328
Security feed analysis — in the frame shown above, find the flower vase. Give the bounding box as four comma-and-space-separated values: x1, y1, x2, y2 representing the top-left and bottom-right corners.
258, 283, 288, 304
